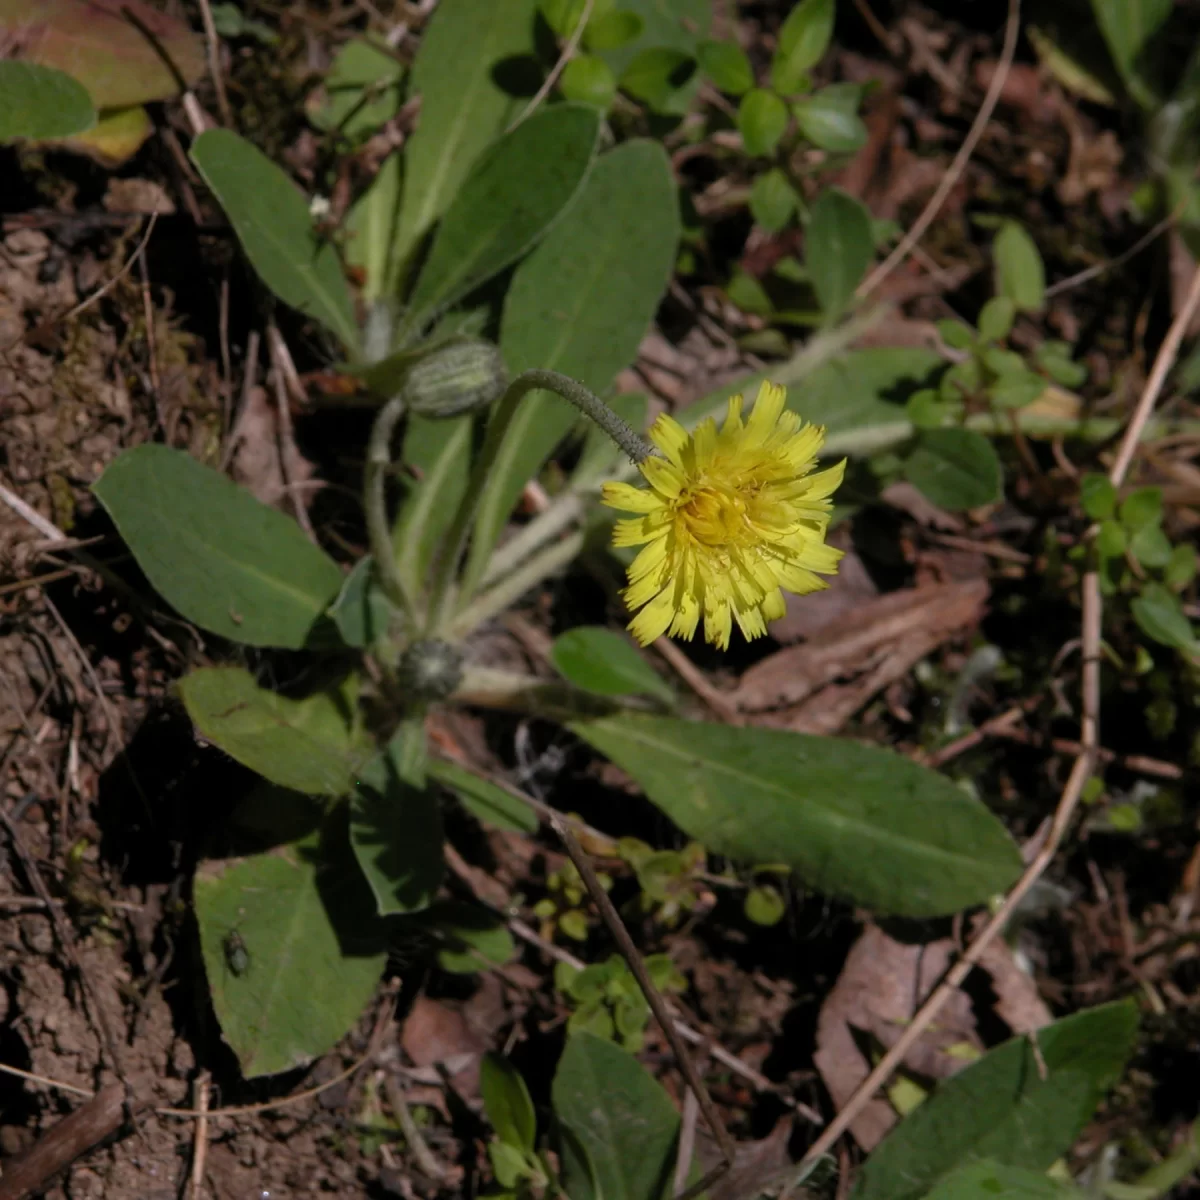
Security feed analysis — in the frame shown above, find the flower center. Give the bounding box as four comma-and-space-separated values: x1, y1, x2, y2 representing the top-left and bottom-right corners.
679, 480, 751, 546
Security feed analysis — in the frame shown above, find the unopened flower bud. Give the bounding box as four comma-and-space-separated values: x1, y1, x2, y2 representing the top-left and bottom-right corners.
404, 338, 508, 418
397, 638, 464, 701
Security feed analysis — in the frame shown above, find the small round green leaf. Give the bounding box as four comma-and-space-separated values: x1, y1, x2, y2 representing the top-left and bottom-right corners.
771, 0, 835, 93
1080, 473, 1116, 521
807, 187, 874, 321
696, 39, 754, 95
552, 626, 674, 702
744, 885, 786, 926
1096, 519, 1127, 559
737, 87, 789, 155
1165, 543, 1198, 588
792, 92, 867, 152
584, 9, 644, 50
560, 53, 617, 107
937, 319, 976, 351
994, 220, 1046, 312
749, 167, 799, 232
1129, 524, 1172, 569
0, 62, 96, 141
620, 47, 695, 109
977, 296, 1016, 343
904, 428, 1003, 511
1131, 583, 1199, 651
1119, 486, 1163, 530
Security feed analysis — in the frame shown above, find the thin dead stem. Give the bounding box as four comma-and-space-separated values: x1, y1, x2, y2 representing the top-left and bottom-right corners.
856, 0, 1020, 300
508, 0, 594, 130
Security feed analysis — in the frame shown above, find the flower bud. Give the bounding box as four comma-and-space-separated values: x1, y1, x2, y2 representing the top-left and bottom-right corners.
403, 338, 508, 418
397, 638, 464, 701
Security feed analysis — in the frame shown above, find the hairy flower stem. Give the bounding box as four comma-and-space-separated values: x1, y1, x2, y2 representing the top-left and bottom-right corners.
426, 369, 655, 636
364, 390, 420, 626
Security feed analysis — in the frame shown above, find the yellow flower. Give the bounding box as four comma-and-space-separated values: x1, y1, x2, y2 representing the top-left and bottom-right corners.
601, 381, 845, 650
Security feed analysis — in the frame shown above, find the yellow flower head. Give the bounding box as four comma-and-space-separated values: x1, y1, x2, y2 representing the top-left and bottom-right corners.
601, 381, 845, 650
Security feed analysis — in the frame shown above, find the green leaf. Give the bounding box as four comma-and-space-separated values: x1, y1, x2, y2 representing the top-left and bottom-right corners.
553, 1032, 681, 1200
345, 151, 402, 305
994, 220, 1046, 313
938, 319, 976, 351
179, 667, 365, 796
482, 1053, 538, 1152
0, 62, 95, 140
620, 47, 695, 110
737, 87, 788, 155
988, 369, 1046, 411
807, 187, 874, 322
552, 627, 674, 702
390, 0, 538, 278
406, 104, 600, 322
749, 167, 799, 232
540, 0, 588, 37
585, 9, 644, 50
851, 1001, 1139, 1200
1120, 486, 1162, 530
904, 428, 1003, 511
1088, 0, 1172, 109
1097, 519, 1127, 559
771, 0, 835, 93
195, 820, 388, 1078
351, 729, 443, 915
1131, 583, 1199, 651
190, 129, 358, 351
328, 556, 393, 649
922, 1160, 1082, 1200
744, 884, 786, 926
696, 39, 754, 94
429, 758, 538, 833
1165, 543, 1198, 587
92, 445, 343, 649
309, 37, 403, 139
977, 295, 1016, 343
793, 90, 868, 153
561, 54, 617, 107
1130, 523, 1172, 569
470, 140, 679, 591
571, 714, 1022, 916
595, 0, 708, 115
1080, 473, 1116, 521
433, 903, 517, 974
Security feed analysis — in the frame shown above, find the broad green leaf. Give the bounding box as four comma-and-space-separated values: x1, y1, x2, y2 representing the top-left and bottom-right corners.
750, 167, 799, 232
738, 87, 788, 155
571, 714, 1022, 916
392, 413, 473, 599
793, 88, 868, 153
0, 62, 94, 139
389, 0, 537, 280
0, 0, 204, 109
994, 220, 1046, 313
429, 758, 539, 834
620, 47, 695, 110
696, 39, 754, 95
1088, 0, 1172, 109
1129, 523, 1172, 569
179, 667, 365, 796
1165, 543, 1198, 587
407, 103, 600, 321
350, 731, 443, 915
553, 1032, 680, 1200
308, 37, 403, 139
194, 820, 387, 1078
482, 1053, 538, 1152
922, 1160, 1082, 1200
904, 428, 1003, 511
345, 151, 402, 305
852, 1001, 1139, 1200
771, 0, 835, 93
552, 627, 674, 702
191, 129, 359, 351
807, 187, 874, 321
469, 140, 679, 592
92, 445, 343, 649
1131, 583, 1199, 652
1119, 486, 1162, 529
328, 556, 394, 649
561, 54, 617, 107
